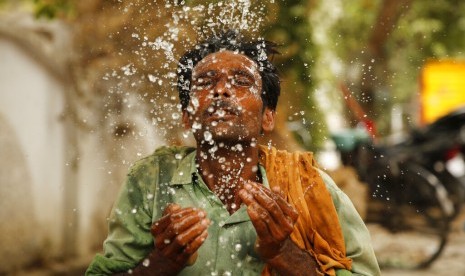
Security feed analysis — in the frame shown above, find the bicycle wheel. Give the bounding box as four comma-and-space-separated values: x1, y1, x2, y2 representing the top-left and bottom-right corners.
430, 166, 465, 219
365, 162, 451, 269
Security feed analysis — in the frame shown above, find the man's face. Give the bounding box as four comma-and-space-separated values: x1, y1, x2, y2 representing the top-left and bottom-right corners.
183, 50, 275, 145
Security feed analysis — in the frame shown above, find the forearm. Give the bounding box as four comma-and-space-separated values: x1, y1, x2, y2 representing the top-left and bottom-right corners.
266, 239, 319, 276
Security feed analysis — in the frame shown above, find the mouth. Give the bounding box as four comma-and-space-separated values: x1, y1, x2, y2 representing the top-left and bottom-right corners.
205, 101, 241, 120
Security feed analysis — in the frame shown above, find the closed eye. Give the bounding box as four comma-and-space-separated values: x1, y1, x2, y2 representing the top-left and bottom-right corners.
193, 77, 215, 90
232, 75, 254, 87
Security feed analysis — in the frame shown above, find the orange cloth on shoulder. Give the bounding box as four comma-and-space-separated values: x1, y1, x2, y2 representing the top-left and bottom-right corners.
258, 145, 352, 276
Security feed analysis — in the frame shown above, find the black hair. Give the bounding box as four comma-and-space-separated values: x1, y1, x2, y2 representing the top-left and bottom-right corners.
176, 30, 280, 111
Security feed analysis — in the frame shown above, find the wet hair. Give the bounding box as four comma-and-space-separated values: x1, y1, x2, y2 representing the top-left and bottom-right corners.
176, 30, 280, 111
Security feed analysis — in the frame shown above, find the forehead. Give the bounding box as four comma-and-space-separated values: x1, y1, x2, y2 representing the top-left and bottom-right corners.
193, 50, 259, 75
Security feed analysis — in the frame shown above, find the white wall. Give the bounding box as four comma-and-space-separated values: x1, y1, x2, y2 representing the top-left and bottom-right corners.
0, 37, 66, 263
0, 35, 167, 267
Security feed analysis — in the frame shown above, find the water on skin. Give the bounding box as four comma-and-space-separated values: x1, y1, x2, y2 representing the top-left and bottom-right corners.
107, 0, 266, 138
106, 0, 277, 271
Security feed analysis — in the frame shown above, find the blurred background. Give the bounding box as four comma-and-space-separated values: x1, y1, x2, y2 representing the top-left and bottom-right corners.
1, 0, 464, 275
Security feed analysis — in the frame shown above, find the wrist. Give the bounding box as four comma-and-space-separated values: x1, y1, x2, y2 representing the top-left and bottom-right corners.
264, 238, 293, 264
265, 239, 319, 276
127, 250, 184, 276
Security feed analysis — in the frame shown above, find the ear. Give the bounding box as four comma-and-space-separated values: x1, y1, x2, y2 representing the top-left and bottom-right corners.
182, 110, 191, 130
262, 107, 275, 133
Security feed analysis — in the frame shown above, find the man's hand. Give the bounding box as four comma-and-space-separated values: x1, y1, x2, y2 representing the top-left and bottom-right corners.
148, 204, 210, 274
238, 181, 299, 260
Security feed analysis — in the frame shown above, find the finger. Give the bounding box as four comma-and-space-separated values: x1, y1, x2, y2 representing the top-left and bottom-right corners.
162, 218, 210, 259
239, 188, 273, 233
238, 188, 254, 206
250, 197, 293, 242
184, 228, 209, 255
246, 182, 293, 222
249, 181, 298, 222
246, 200, 274, 238
239, 188, 268, 234
248, 183, 284, 219
177, 228, 208, 265
151, 214, 172, 236
151, 207, 197, 236
243, 183, 297, 241
176, 218, 210, 248
270, 186, 298, 221
272, 186, 286, 199
154, 211, 206, 248
163, 203, 181, 215
186, 252, 199, 266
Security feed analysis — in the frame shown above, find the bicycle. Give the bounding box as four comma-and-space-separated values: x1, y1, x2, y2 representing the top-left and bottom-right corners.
332, 128, 456, 269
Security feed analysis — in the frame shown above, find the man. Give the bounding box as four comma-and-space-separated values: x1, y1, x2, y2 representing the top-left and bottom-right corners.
86, 30, 380, 276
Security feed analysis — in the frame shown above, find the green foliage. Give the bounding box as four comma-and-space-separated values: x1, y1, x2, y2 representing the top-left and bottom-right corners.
332, 0, 381, 60
31, 0, 74, 19
387, 0, 465, 123
265, 0, 328, 151
328, 0, 465, 134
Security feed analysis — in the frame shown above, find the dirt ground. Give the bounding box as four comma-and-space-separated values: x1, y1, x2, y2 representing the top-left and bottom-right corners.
330, 167, 465, 276
381, 229, 465, 276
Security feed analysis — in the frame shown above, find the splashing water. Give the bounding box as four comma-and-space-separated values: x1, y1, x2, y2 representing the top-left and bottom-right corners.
101, 0, 269, 145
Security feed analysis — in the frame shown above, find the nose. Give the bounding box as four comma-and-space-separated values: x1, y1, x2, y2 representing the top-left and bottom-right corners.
213, 77, 232, 98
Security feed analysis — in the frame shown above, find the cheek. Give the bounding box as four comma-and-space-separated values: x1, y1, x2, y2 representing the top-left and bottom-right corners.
186, 93, 210, 114
239, 106, 264, 123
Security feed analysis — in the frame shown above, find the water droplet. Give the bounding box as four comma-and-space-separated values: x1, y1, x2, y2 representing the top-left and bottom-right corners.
204, 131, 212, 141
172, 113, 180, 120
142, 258, 150, 267
192, 97, 199, 108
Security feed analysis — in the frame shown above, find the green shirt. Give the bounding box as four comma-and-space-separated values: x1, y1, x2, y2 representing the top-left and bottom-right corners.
86, 146, 380, 276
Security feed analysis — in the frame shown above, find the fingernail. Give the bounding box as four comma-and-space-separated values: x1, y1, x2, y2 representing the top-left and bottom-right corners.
244, 183, 252, 190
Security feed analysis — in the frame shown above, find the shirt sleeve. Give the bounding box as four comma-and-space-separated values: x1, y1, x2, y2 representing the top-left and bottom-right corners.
86, 164, 155, 275
318, 169, 381, 276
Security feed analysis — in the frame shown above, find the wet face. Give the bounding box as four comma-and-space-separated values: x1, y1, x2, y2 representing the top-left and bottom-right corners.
183, 50, 275, 145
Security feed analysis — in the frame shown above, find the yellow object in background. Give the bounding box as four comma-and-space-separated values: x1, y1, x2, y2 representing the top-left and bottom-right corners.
420, 60, 465, 125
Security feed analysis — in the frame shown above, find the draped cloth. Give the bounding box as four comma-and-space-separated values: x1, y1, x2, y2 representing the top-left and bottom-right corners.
258, 145, 352, 276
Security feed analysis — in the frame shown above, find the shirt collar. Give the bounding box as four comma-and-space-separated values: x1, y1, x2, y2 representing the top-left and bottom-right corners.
169, 150, 197, 185
169, 149, 270, 190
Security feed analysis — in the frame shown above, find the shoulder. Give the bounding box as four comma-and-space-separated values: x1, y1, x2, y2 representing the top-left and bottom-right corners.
316, 168, 341, 193
128, 145, 195, 177
316, 168, 353, 211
